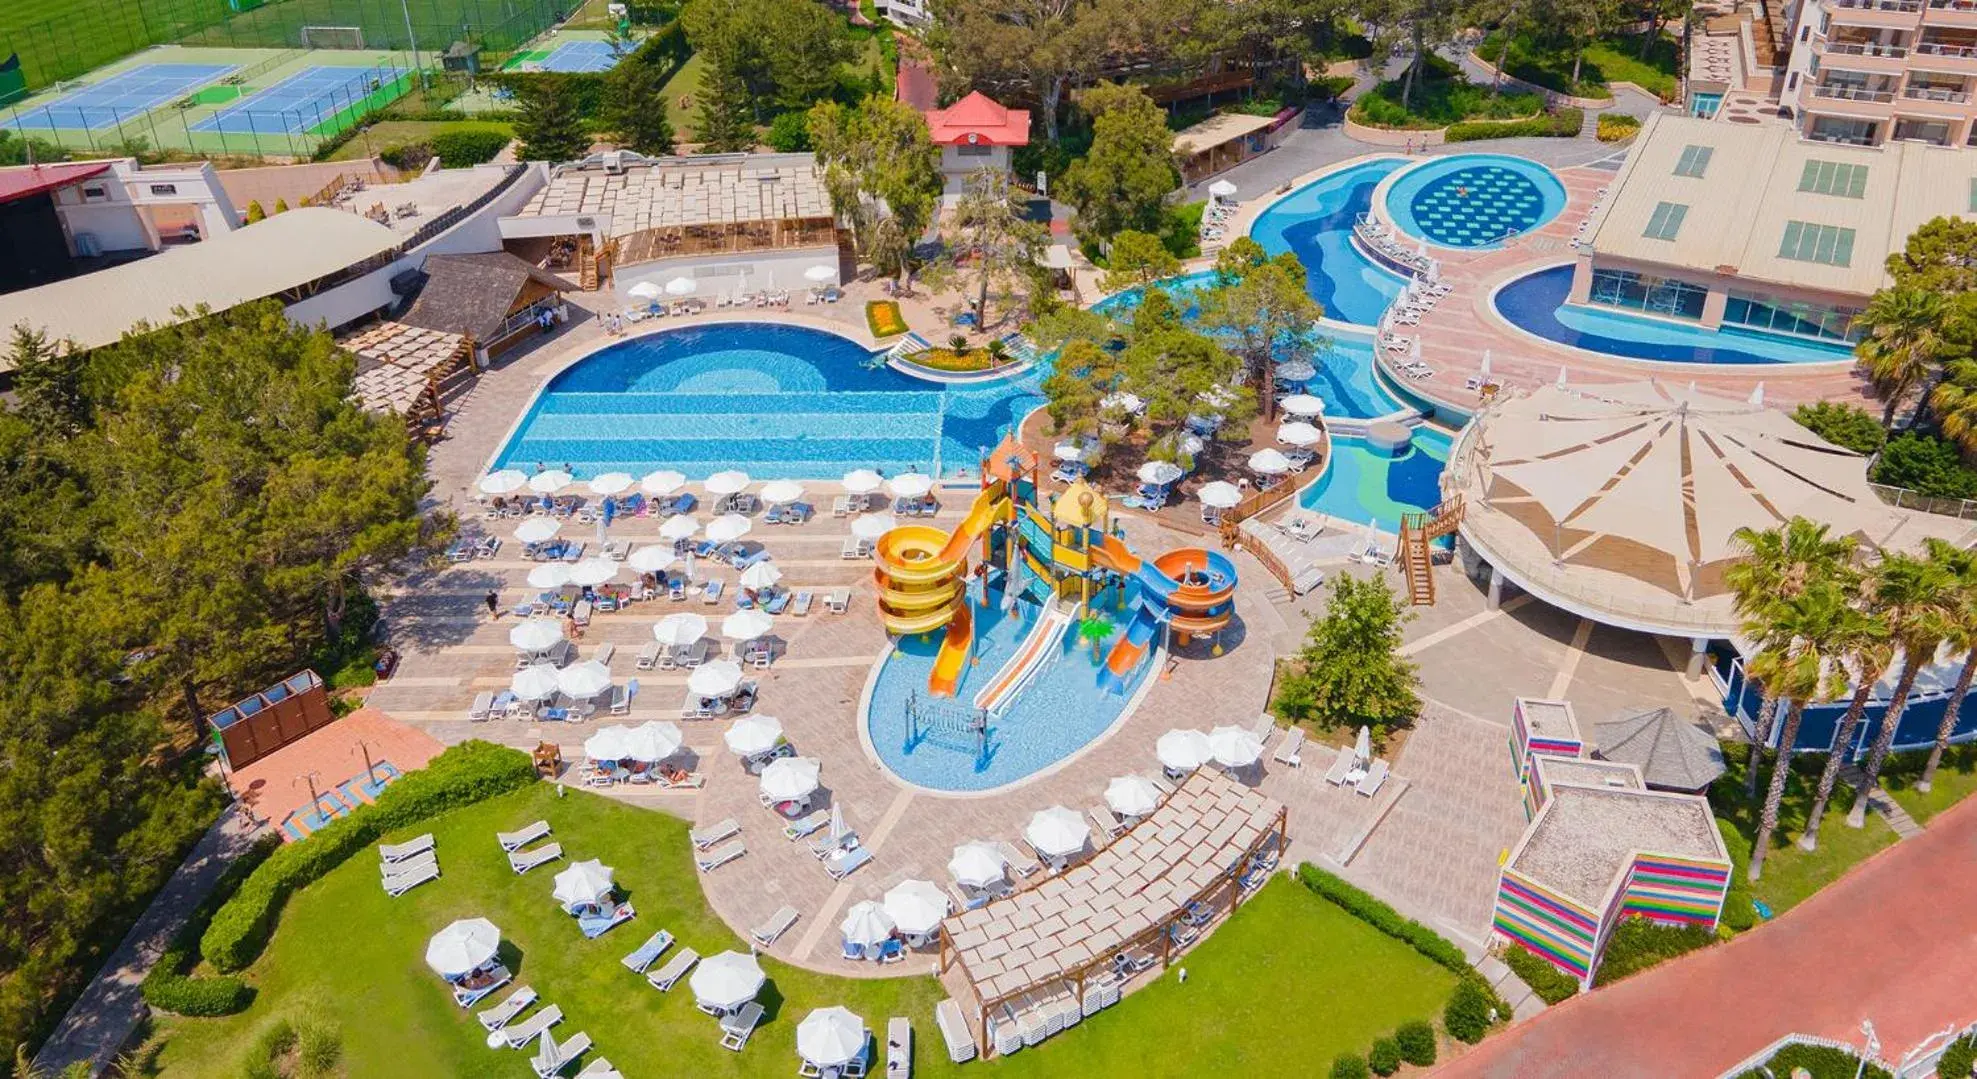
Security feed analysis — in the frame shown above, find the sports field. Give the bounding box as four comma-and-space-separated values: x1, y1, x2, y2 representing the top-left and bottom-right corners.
499, 29, 635, 73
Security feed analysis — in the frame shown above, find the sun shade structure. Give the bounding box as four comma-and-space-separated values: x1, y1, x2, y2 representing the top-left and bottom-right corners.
588, 472, 635, 496
527, 563, 574, 589
1590, 707, 1727, 793
840, 901, 896, 948
551, 859, 615, 909
737, 561, 783, 590
797, 1006, 869, 1068
883, 880, 949, 936
1248, 449, 1292, 475
659, 514, 702, 540
842, 469, 884, 493
1198, 481, 1242, 509
584, 725, 634, 761
691, 950, 765, 1011
641, 469, 687, 495
852, 513, 897, 540
1280, 394, 1325, 417
724, 714, 784, 756
759, 755, 822, 801
705, 514, 752, 544
627, 545, 676, 572
512, 664, 561, 701
722, 609, 775, 640
1105, 774, 1162, 818
425, 918, 500, 977
1137, 460, 1185, 486
948, 842, 1006, 888
688, 659, 744, 697
1024, 806, 1091, 858
567, 557, 620, 587
515, 517, 561, 544
509, 619, 564, 653
1277, 422, 1323, 447
481, 470, 529, 495
705, 470, 751, 495
760, 479, 805, 505
556, 660, 612, 699
887, 473, 934, 498
529, 470, 574, 494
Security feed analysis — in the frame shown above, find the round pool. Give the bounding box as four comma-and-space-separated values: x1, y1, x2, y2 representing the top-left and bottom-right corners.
1385, 154, 1567, 249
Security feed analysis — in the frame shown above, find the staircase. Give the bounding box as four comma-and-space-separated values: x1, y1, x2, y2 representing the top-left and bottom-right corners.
577, 235, 599, 291
1394, 497, 1465, 607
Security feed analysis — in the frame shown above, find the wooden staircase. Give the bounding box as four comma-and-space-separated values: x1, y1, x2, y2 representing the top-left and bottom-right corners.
1395, 497, 1465, 606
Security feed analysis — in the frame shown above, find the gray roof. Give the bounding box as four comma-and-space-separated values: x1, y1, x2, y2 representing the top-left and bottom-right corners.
1591, 707, 1726, 793
401, 252, 574, 342
1509, 785, 1728, 908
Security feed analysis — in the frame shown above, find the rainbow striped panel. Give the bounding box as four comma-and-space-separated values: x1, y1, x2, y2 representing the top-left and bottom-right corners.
1492, 871, 1598, 982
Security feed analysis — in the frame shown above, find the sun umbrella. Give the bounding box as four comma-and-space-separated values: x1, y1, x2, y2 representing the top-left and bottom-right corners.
641, 469, 687, 496
1209, 725, 1265, 768
551, 859, 615, 908
628, 280, 663, 301
568, 556, 620, 587
1179, 433, 1205, 457
805, 264, 839, 283
1198, 481, 1242, 509
1138, 460, 1184, 486
664, 276, 698, 296
705, 470, 751, 496
689, 659, 744, 697
1105, 775, 1162, 818
425, 918, 500, 977
839, 900, 895, 948
841, 468, 884, 494
948, 842, 1006, 888
1025, 806, 1090, 859
722, 609, 775, 641
1281, 393, 1325, 417
759, 756, 821, 801
653, 612, 709, 646
659, 514, 702, 541
1249, 448, 1292, 475
887, 473, 933, 498
515, 517, 561, 545
705, 514, 752, 544
724, 714, 784, 756
1278, 421, 1323, 447
851, 513, 897, 540
1354, 725, 1372, 763
557, 660, 612, 699
691, 950, 766, 1011
1275, 360, 1317, 382
529, 470, 573, 494
588, 472, 635, 497
1208, 178, 1238, 198
527, 563, 574, 589
797, 1007, 868, 1068
759, 479, 805, 506
737, 561, 783, 590
627, 545, 676, 572
1156, 728, 1211, 771
883, 879, 949, 936
512, 664, 561, 701
509, 618, 564, 653
480, 470, 528, 495
624, 720, 683, 762
584, 725, 634, 761
1100, 391, 1144, 413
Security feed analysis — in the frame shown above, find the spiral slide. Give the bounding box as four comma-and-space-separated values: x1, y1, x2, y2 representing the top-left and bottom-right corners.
1089, 537, 1237, 695
873, 487, 1006, 697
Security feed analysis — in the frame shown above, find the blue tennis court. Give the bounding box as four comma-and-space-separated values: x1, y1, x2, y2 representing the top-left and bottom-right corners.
536, 40, 626, 73
7, 63, 236, 132
191, 65, 405, 136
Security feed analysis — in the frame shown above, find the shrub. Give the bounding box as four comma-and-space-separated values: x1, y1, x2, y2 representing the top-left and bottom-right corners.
202, 741, 537, 972
865, 300, 908, 338
1596, 112, 1642, 142
1395, 1019, 1437, 1066
141, 834, 278, 1016
1719, 882, 1757, 932
1160, 200, 1205, 259
1871, 432, 1977, 499
1732, 1042, 1893, 1079
1330, 1053, 1370, 1079
1592, 916, 1714, 986
380, 142, 433, 170
1443, 978, 1504, 1044
1937, 1034, 1977, 1078
1368, 1036, 1402, 1076
1296, 865, 1469, 975
296, 1021, 343, 1077
245, 200, 266, 223
273, 198, 288, 213
1500, 943, 1579, 1004
766, 111, 813, 152
428, 127, 512, 167
1792, 401, 1886, 454
1444, 109, 1581, 142
1349, 58, 1545, 128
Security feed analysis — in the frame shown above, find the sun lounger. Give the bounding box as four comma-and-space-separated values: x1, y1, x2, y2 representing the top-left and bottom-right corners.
696, 839, 746, 872
791, 589, 814, 616
832, 495, 853, 517
1273, 726, 1306, 767
609, 682, 635, 715
454, 964, 512, 1007
784, 809, 830, 841
702, 579, 725, 605
378, 833, 434, 863
533, 1030, 590, 1077
751, 904, 800, 948
1088, 805, 1125, 839
690, 817, 741, 850
996, 841, 1041, 878
636, 640, 661, 670
478, 984, 537, 1031
887, 1017, 912, 1077
380, 851, 437, 879
810, 827, 856, 858
509, 842, 564, 875
825, 843, 873, 880
468, 691, 495, 721
579, 901, 636, 939
720, 1001, 765, 1051
498, 820, 551, 852
762, 589, 792, 615
841, 537, 872, 559
1250, 712, 1277, 739
825, 587, 850, 613
1356, 759, 1390, 797
646, 947, 699, 991
575, 1059, 624, 1079
502, 1003, 564, 1049
382, 859, 440, 896
936, 1000, 977, 1063
1323, 745, 1356, 785
621, 929, 674, 973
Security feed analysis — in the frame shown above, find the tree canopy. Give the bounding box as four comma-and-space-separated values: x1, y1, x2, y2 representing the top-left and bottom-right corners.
1057, 83, 1179, 248
511, 80, 590, 164
808, 96, 944, 283
1272, 573, 1421, 740
682, 0, 853, 144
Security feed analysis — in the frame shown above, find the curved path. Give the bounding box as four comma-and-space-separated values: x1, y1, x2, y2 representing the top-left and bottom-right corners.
1438, 794, 1977, 1077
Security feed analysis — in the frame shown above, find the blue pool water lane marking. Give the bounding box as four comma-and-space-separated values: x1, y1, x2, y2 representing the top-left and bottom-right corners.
1249, 158, 1412, 325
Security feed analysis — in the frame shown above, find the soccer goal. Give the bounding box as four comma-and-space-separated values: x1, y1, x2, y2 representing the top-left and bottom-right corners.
299, 25, 366, 49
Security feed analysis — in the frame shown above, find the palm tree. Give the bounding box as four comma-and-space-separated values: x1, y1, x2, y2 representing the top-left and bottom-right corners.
1078, 612, 1115, 661
1799, 598, 1892, 851
1854, 287, 1949, 427
1844, 550, 1954, 827
1724, 519, 1859, 796
1743, 582, 1850, 881
1918, 539, 1977, 792
1929, 358, 1977, 455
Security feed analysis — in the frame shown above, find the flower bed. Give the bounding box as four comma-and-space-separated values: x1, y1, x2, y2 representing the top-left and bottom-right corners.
865, 300, 908, 339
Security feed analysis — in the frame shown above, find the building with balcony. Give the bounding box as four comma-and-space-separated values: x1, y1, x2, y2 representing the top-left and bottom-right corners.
1780, 0, 1977, 145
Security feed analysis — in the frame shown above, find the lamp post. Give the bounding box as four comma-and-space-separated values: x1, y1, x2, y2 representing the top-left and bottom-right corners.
1855, 1019, 1879, 1079
294, 770, 325, 819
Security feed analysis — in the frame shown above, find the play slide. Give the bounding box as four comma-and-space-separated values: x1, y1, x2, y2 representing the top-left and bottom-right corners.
1090, 536, 1238, 695
1096, 601, 1165, 696
974, 599, 1075, 716
872, 485, 1008, 697
928, 601, 973, 697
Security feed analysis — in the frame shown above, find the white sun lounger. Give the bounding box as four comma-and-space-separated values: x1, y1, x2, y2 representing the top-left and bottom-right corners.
636, 640, 661, 669
382, 859, 439, 896
509, 842, 564, 874
498, 820, 551, 852
1323, 746, 1356, 785
646, 947, 699, 991
478, 984, 537, 1031
378, 833, 434, 863
751, 904, 800, 948
1088, 805, 1125, 839
720, 1001, 765, 1051
533, 1030, 590, 1077
689, 817, 740, 850
696, 839, 746, 872
888, 1017, 913, 1077
379, 851, 436, 879
1273, 726, 1306, 767
620, 929, 674, 973
502, 1003, 563, 1048
936, 999, 977, 1063
575, 1059, 625, 1079
996, 840, 1041, 878
825, 587, 850, 613
1356, 758, 1390, 797
469, 691, 495, 721
791, 589, 814, 616
1250, 713, 1277, 739
783, 809, 829, 841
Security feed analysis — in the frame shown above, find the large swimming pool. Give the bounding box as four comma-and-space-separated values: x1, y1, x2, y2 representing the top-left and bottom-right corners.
491, 323, 1043, 480
1250, 158, 1411, 325
1494, 266, 1857, 366
1386, 154, 1566, 250
1301, 426, 1452, 533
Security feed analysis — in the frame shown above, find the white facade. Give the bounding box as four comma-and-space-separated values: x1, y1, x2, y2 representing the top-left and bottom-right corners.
48, 159, 240, 256
1781, 0, 1977, 147
874, 0, 930, 24
938, 143, 1010, 194
613, 247, 842, 300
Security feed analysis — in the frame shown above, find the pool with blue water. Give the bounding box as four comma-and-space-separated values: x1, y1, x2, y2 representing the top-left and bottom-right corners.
1386, 154, 1567, 250
1300, 426, 1452, 534
1250, 158, 1411, 325
491, 323, 1042, 480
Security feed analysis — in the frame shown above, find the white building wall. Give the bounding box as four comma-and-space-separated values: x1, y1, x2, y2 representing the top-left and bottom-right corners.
939, 144, 1009, 193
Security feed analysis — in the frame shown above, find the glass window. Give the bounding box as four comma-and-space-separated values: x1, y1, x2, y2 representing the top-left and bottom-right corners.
1778, 220, 1857, 266
1969, 177, 1977, 212
1643, 202, 1688, 241
1797, 160, 1869, 197
1673, 145, 1714, 177
1587, 269, 1709, 321
1723, 290, 1862, 342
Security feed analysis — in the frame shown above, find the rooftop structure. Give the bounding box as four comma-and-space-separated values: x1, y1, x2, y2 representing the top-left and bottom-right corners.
1526, 755, 1646, 817
922, 91, 1031, 147
1591, 707, 1728, 794
401, 251, 575, 353
340, 322, 473, 424
1508, 784, 1727, 909
1171, 113, 1282, 184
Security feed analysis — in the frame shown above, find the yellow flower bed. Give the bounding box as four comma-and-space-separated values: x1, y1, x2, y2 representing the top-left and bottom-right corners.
865, 300, 908, 339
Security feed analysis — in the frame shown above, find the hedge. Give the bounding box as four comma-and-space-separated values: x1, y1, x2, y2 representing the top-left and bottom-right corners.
202, 741, 537, 972
1733, 1042, 1893, 1079
1296, 864, 1469, 976
1368, 1037, 1402, 1076
1443, 977, 1507, 1044
1330, 1053, 1370, 1079
1444, 109, 1583, 142
1591, 916, 1713, 987
1938, 1034, 1977, 1078
429, 128, 513, 167
1499, 942, 1578, 1004
142, 835, 280, 1016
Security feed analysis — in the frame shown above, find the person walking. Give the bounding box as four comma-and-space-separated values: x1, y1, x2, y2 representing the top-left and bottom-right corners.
485, 590, 500, 618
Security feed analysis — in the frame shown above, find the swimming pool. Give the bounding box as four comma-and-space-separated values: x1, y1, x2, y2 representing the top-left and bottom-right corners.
1250, 158, 1412, 325
1494, 266, 1858, 366
1300, 426, 1452, 533
491, 323, 1043, 480
1385, 154, 1567, 250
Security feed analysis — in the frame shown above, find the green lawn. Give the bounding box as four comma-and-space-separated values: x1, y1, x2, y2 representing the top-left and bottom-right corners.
325, 119, 515, 162
148, 783, 1461, 1077
1711, 745, 1899, 917
1877, 742, 1977, 825
662, 51, 708, 140
1348, 57, 1546, 130
1476, 31, 1682, 100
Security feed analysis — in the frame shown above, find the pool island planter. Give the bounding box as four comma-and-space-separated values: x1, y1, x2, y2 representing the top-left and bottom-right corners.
886, 353, 1036, 385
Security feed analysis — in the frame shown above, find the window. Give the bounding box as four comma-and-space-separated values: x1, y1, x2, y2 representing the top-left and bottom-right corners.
1673, 145, 1714, 177
1587, 269, 1710, 321
1642, 201, 1688, 240
1724, 291, 1863, 343
1969, 177, 1977, 212
79, 184, 108, 203
147, 183, 178, 196
956, 143, 992, 157
1778, 220, 1857, 265
1797, 159, 1868, 197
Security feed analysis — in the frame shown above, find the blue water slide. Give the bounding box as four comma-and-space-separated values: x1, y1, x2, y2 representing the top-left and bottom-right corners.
1095, 600, 1166, 696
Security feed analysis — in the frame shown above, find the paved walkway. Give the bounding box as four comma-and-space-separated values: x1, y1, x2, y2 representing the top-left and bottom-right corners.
1438, 791, 1977, 1078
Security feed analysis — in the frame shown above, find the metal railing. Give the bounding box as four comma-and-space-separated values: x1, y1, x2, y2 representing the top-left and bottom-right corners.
1869, 481, 1977, 519
1821, 39, 1911, 57
1810, 82, 1898, 101
1916, 40, 1977, 56
1930, 0, 1977, 10
1830, 0, 1923, 11
1902, 84, 1972, 101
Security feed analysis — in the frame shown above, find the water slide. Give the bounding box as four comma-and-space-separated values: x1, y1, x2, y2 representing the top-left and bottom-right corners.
973, 598, 1076, 716
1089, 537, 1238, 695
872, 485, 1006, 696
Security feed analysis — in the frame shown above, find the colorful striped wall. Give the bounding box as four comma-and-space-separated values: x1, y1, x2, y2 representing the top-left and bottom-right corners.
1510, 699, 1581, 780
1491, 871, 1599, 983
1616, 855, 1730, 927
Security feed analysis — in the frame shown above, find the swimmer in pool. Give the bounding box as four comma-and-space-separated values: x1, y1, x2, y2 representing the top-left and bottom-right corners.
1456, 184, 1469, 198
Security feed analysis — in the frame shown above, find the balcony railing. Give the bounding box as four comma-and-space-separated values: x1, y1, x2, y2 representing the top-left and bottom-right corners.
1916, 40, 1977, 56
1903, 84, 1973, 100
1821, 38, 1912, 56
1811, 82, 1899, 100
1929, 0, 1977, 11
1831, 0, 1924, 10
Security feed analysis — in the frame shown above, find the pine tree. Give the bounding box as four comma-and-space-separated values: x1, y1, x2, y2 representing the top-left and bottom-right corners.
512, 80, 590, 163
604, 54, 676, 156
694, 62, 755, 152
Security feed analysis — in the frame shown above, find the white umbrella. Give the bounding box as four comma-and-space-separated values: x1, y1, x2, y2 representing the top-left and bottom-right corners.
664, 276, 698, 296
804, 264, 839, 283
509, 619, 564, 653
627, 544, 677, 572
1101, 391, 1145, 413
839, 900, 896, 948
724, 714, 784, 756
759, 755, 821, 801
705, 514, 752, 544
1179, 433, 1205, 456
653, 612, 708, 647
887, 473, 933, 498
1479, 348, 1492, 377
1281, 393, 1325, 417
883, 879, 949, 936
624, 720, 683, 762
737, 561, 783, 590
425, 918, 500, 977
1025, 806, 1090, 859
1278, 421, 1323, 447
1157, 728, 1212, 771
589, 472, 635, 497
1198, 481, 1243, 509
628, 280, 663, 301
641, 469, 687, 496
568, 556, 620, 587
1354, 725, 1372, 763
705, 470, 751, 496
515, 517, 562, 544
689, 659, 744, 697
1138, 460, 1184, 486
851, 513, 897, 540
1208, 178, 1238, 198
1105, 774, 1162, 818
797, 1007, 867, 1068
1052, 442, 1086, 462
759, 479, 805, 505
557, 660, 612, 699
551, 859, 614, 908
512, 664, 561, 701
949, 842, 1006, 888
527, 563, 574, 590
1275, 360, 1317, 382
1249, 448, 1292, 475
528, 470, 573, 494
1209, 725, 1265, 768
659, 514, 702, 541
584, 725, 634, 761
722, 609, 776, 641
842, 468, 884, 494
691, 951, 765, 1011
479, 470, 528, 495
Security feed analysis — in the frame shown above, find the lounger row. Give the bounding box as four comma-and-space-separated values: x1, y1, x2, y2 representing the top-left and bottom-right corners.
474, 988, 595, 1076
380, 836, 440, 896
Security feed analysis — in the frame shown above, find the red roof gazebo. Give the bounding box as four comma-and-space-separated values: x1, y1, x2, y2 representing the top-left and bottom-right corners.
921, 91, 1030, 147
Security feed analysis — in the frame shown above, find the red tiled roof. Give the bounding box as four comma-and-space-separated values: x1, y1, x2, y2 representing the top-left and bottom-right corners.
923, 91, 1030, 147
0, 161, 113, 205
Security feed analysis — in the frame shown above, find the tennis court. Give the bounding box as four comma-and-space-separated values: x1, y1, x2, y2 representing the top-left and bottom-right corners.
533, 39, 626, 72
190, 63, 407, 136
6, 62, 237, 132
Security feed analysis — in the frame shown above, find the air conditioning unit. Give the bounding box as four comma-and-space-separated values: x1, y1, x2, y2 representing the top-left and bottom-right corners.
73, 231, 101, 257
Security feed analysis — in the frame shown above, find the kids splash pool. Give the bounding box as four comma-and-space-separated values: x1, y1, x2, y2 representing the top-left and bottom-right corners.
1249, 157, 1412, 325
1384, 154, 1567, 249
1300, 425, 1452, 534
